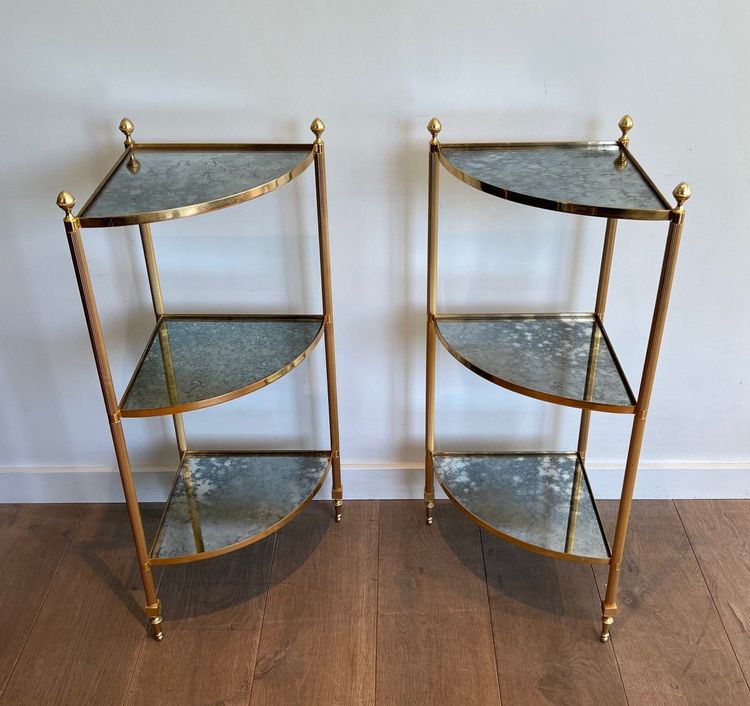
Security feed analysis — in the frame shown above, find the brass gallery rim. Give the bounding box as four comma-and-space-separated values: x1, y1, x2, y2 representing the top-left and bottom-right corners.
437, 141, 674, 221
118, 314, 326, 418
148, 451, 333, 566
77, 143, 316, 228
432, 452, 612, 566
432, 313, 637, 415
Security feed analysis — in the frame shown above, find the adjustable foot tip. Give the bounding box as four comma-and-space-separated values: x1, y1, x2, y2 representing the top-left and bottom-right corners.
426, 516, 433, 526
600, 632, 610, 643
154, 631, 164, 642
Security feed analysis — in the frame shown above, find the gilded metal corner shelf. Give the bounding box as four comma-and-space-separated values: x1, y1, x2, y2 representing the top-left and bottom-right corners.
120, 314, 324, 417
433, 452, 610, 564
425, 116, 689, 642
59, 118, 342, 641
150, 451, 332, 564
77, 143, 315, 228
439, 141, 672, 220
434, 313, 636, 414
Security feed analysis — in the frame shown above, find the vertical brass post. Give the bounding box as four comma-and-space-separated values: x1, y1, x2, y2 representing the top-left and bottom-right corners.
425, 118, 442, 526
600, 182, 690, 643
139, 222, 187, 457
58, 191, 163, 641
311, 118, 343, 522
576, 218, 618, 462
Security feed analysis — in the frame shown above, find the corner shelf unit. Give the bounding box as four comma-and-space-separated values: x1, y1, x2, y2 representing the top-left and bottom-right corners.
57, 118, 342, 640
423, 116, 690, 642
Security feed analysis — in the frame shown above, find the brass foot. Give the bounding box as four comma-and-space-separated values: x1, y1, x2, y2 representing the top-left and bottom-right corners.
600, 616, 614, 643
334, 498, 343, 523
425, 499, 435, 526
149, 615, 163, 641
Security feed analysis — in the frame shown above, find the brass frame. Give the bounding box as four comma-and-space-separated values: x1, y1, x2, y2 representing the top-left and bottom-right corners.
424, 116, 690, 643
57, 117, 343, 640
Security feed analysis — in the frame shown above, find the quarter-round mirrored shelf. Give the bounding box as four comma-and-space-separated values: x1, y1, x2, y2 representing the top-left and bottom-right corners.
77, 144, 315, 227
433, 452, 610, 564
120, 315, 324, 417
438, 142, 672, 220
149, 451, 332, 564
434, 313, 636, 414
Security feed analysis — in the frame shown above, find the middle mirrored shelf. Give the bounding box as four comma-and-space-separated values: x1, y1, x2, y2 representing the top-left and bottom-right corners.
120, 314, 324, 417
435, 313, 635, 413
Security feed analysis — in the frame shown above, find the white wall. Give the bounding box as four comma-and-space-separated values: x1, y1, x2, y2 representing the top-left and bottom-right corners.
1, 1, 748, 496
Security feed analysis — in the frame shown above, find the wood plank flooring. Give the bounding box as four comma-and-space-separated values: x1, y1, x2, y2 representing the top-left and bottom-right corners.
0, 500, 748, 705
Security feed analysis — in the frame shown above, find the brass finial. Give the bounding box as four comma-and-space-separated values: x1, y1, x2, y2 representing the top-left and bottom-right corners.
617, 115, 633, 147
673, 182, 691, 210
56, 191, 76, 219
119, 117, 135, 147
310, 118, 325, 145
427, 117, 442, 145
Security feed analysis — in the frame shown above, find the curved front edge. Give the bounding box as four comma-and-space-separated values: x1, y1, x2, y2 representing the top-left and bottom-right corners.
149, 451, 332, 565
434, 315, 636, 415
120, 316, 325, 418
437, 143, 672, 221
433, 452, 611, 565
79, 145, 316, 228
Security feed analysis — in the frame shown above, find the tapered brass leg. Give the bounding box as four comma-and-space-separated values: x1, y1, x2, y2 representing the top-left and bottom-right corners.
600, 616, 614, 643
312, 119, 343, 524
424, 119, 441, 528
424, 490, 435, 526
145, 600, 164, 641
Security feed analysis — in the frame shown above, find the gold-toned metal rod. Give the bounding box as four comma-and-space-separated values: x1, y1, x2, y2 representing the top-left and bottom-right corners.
312, 119, 343, 523
576, 218, 618, 462
140, 223, 187, 457
60, 194, 162, 639
601, 200, 686, 643
424, 118, 442, 526
564, 461, 584, 553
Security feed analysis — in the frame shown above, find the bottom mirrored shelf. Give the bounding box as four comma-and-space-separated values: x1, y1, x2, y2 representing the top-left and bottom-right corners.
433, 452, 610, 564
149, 450, 331, 564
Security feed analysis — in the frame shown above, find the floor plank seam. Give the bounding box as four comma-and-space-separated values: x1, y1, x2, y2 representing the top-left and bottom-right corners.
0, 504, 87, 704
373, 501, 380, 706
246, 532, 278, 706
478, 529, 504, 705
589, 562, 630, 706
673, 501, 750, 695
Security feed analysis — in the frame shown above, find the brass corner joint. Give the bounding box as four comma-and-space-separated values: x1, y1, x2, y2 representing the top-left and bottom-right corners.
427, 117, 442, 149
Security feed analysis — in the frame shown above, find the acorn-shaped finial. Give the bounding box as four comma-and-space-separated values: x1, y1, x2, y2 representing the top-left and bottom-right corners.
617, 115, 633, 147
310, 118, 325, 145
673, 182, 691, 209
427, 117, 442, 145
119, 117, 135, 147
56, 191, 76, 218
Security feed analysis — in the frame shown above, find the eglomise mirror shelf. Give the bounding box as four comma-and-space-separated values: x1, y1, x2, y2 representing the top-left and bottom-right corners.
423, 116, 690, 643
57, 118, 343, 640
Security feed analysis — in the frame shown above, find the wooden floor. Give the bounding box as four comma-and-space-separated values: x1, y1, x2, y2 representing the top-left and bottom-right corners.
1, 500, 749, 705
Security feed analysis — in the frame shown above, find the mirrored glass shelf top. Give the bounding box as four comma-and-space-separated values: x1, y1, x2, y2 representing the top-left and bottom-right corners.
149, 451, 331, 563
435, 313, 635, 413
120, 315, 324, 417
439, 143, 672, 220
78, 145, 314, 227
433, 452, 610, 563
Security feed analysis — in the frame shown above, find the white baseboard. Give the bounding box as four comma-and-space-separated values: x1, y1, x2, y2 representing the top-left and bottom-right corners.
0, 462, 748, 503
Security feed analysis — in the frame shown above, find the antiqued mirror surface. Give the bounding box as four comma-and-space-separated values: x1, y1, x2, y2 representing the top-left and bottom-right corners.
121, 316, 323, 414
82, 148, 310, 219
151, 452, 330, 560
434, 453, 609, 561
442, 144, 668, 214
436, 314, 634, 411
